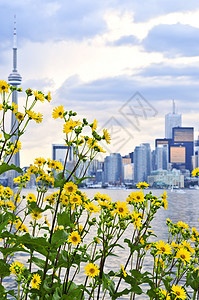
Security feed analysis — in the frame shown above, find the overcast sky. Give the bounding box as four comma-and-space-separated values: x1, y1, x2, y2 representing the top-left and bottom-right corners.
1, 0, 199, 167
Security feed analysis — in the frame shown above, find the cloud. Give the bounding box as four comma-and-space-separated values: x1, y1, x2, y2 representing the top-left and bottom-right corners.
113, 0, 199, 22
0, 0, 107, 48
109, 35, 140, 46
142, 23, 199, 57
138, 63, 199, 78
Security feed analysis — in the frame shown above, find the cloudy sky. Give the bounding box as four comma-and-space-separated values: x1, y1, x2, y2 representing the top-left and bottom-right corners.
1, 0, 199, 167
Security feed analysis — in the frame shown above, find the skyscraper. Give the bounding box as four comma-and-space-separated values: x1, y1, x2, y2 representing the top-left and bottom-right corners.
165, 100, 181, 139
8, 17, 22, 185
134, 143, 151, 183
170, 127, 194, 172
103, 153, 123, 185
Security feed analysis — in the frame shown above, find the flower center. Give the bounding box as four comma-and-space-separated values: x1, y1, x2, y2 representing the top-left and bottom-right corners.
119, 207, 124, 213
90, 268, 95, 273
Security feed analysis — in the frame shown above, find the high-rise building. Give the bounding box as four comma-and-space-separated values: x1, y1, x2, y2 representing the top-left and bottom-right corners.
156, 144, 168, 170
165, 100, 181, 139
134, 143, 151, 183
171, 127, 194, 172
52, 144, 75, 177
8, 17, 22, 186
103, 153, 123, 185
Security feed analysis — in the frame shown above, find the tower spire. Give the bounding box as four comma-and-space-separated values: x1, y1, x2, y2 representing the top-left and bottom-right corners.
172, 99, 175, 114
8, 15, 22, 85
13, 15, 17, 72
8, 15, 22, 187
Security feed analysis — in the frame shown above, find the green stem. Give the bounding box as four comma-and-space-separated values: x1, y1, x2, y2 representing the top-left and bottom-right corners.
17, 281, 20, 300
193, 290, 197, 300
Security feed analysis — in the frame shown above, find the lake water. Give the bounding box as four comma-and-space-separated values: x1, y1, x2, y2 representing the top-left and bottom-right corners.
3, 188, 199, 299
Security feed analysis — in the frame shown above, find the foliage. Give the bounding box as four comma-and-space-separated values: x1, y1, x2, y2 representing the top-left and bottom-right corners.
0, 80, 199, 299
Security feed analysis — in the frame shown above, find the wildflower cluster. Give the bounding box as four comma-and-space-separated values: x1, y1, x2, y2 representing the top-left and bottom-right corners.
0, 80, 51, 165
0, 81, 199, 300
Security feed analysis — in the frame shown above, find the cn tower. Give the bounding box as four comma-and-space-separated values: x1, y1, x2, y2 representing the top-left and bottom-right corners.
8, 16, 22, 185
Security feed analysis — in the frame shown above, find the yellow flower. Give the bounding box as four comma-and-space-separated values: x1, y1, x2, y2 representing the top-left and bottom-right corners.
128, 191, 145, 204
63, 182, 77, 194
84, 263, 99, 279
171, 241, 183, 250
15, 220, 29, 232
95, 192, 111, 202
155, 258, 165, 269
87, 138, 97, 149
95, 145, 106, 153
84, 202, 100, 213
26, 193, 37, 202
63, 119, 80, 134
52, 105, 64, 119
159, 289, 171, 300
103, 128, 111, 144
155, 240, 172, 255
31, 273, 41, 289
10, 140, 22, 154
11, 102, 18, 114
115, 201, 129, 218
192, 167, 199, 177
44, 216, 50, 227
15, 112, 25, 121
60, 193, 69, 206
68, 231, 81, 246
162, 198, 168, 210
136, 181, 149, 189
4, 187, 13, 198
145, 244, 151, 250
121, 265, 127, 277
177, 221, 189, 230
34, 157, 46, 167
70, 194, 82, 206
33, 90, 45, 102
171, 285, 186, 300
131, 211, 143, 229
0, 80, 10, 93
98, 199, 112, 209
10, 261, 24, 275
14, 193, 21, 203
182, 241, 195, 254
92, 119, 98, 131
175, 248, 192, 265
46, 91, 51, 102
55, 161, 63, 171
31, 210, 42, 220
6, 200, 15, 211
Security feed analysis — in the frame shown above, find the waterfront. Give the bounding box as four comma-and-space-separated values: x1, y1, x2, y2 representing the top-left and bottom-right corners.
3, 188, 199, 299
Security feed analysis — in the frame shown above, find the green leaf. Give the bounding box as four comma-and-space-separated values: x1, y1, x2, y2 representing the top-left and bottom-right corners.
102, 273, 115, 297
186, 270, 199, 291
17, 233, 51, 256
75, 177, 94, 185
3, 131, 12, 140
57, 211, 72, 228
52, 287, 62, 300
30, 257, 47, 269
63, 282, 84, 300
51, 230, 68, 248
0, 259, 10, 278
54, 172, 66, 188
0, 246, 29, 256
124, 238, 140, 253
0, 163, 23, 175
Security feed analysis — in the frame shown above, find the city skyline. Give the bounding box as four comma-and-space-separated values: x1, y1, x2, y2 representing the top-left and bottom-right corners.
1, 1, 199, 167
